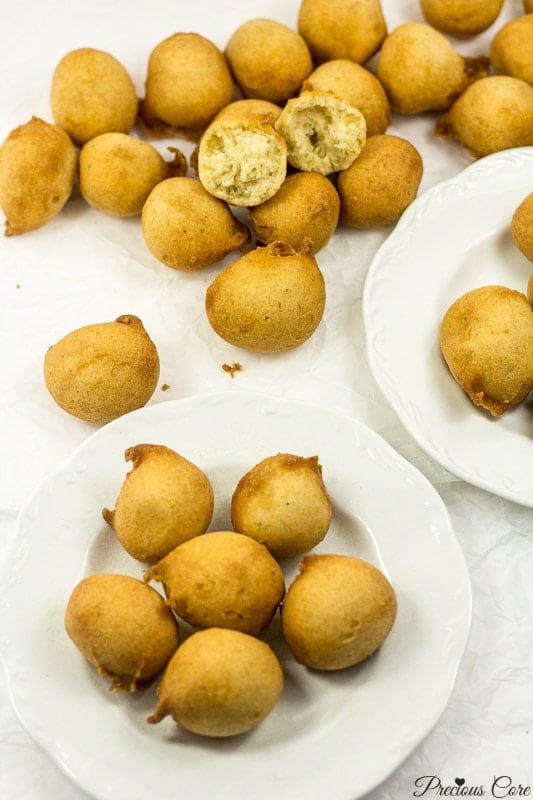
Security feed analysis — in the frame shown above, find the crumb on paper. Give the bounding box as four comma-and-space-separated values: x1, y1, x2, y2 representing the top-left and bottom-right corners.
222, 362, 243, 378
161, 383, 171, 391
16, 284, 21, 289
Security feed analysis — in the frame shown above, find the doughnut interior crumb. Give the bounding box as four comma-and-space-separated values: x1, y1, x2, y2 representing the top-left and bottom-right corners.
198, 120, 287, 206
275, 91, 367, 175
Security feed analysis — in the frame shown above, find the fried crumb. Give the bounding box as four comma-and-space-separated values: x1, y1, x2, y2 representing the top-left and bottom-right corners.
222, 362, 243, 378
161, 383, 170, 391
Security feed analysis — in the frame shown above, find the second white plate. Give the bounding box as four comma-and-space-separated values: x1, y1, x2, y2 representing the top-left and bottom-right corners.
364, 147, 533, 508
0, 391, 470, 800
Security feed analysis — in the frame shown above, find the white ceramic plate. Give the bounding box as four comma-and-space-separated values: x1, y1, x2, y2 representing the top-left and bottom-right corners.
0, 391, 470, 800
364, 147, 533, 507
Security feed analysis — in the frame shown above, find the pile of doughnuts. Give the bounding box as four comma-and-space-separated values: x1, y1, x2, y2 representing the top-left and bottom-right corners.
1, 0, 531, 372
65, 445, 398, 738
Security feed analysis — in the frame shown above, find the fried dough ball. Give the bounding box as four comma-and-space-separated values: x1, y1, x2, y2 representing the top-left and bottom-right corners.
511, 193, 533, 263
525, 0, 533, 11
231, 454, 332, 558
148, 628, 284, 737
79, 133, 185, 218
248, 172, 340, 253
440, 285, 533, 416
225, 18, 313, 105
50, 48, 138, 146
435, 76, 533, 157
297, 0, 387, 65
141, 177, 249, 270
197, 117, 287, 206
377, 22, 490, 115
281, 555, 397, 671
213, 98, 283, 124
274, 90, 367, 175
102, 444, 214, 563
0, 117, 77, 236
419, 0, 504, 37
145, 531, 285, 635
302, 60, 390, 136
189, 99, 283, 174
65, 573, 179, 692
337, 134, 423, 228
141, 33, 234, 141
490, 15, 533, 86
44, 315, 160, 423
205, 241, 326, 353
